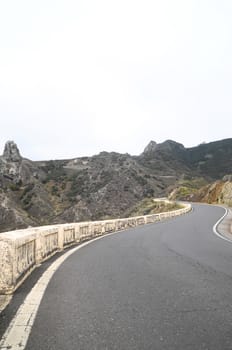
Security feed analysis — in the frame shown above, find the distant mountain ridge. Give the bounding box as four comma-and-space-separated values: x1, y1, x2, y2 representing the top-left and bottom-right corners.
0, 138, 232, 232
140, 138, 232, 179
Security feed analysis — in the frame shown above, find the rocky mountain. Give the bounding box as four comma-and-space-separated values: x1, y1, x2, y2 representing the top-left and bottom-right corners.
0, 138, 232, 232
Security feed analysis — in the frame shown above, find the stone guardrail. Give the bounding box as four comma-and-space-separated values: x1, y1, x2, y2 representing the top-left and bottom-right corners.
0, 202, 191, 294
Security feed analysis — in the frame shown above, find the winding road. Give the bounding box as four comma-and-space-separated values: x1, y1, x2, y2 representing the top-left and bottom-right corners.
1, 204, 232, 349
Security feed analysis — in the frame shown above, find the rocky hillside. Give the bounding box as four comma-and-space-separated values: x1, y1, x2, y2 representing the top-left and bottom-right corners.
187, 175, 232, 207
0, 138, 232, 232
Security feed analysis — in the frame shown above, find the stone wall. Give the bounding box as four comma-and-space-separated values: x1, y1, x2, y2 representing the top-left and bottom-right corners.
0, 203, 191, 294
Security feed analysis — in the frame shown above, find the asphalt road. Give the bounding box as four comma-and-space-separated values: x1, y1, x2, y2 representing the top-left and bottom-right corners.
3, 204, 232, 349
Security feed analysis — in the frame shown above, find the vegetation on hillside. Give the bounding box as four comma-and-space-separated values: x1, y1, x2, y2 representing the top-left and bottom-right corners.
168, 177, 208, 200
124, 198, 183, 217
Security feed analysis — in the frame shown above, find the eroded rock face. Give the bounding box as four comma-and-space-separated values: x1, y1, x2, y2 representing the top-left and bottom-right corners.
3, 141, 21, 162
0, 141, 46, 184
223, 175, 232, 182
221, 181, 232, 206
0, 193, 36, 232
143, 141, 157, 155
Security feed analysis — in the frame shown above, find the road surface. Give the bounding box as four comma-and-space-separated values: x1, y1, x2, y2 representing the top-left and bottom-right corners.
1, 204, 232, 349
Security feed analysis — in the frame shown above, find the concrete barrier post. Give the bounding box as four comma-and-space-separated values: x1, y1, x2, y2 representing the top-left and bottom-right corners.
74, 223, 81, 243
0, 239, 14, 294
35, 231, 43, 264
58, 226, 64, 250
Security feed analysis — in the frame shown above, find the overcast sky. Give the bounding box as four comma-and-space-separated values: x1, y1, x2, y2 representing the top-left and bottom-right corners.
0, 0, 232, 160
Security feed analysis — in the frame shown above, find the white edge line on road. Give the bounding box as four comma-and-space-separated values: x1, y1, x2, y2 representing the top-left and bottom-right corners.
0, 231, 121, 350
212, 206, 232, 243
188, 203, 231, 243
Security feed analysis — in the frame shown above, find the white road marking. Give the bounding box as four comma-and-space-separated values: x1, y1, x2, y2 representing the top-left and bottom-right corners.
0, 234, 117, 349
213, 207, 232, 243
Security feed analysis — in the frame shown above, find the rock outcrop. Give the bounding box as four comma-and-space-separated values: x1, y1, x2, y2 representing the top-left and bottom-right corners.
143, 141, 157, 156
3, 141, 21, 162
190, 180, 232, 207
223, 174, 232, 182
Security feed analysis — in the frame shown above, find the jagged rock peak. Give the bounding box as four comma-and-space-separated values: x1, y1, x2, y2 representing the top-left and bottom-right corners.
3, 141, 21, 161
158, 140, 185, 150
143, 141, 157, 154
143, 140, 185, 155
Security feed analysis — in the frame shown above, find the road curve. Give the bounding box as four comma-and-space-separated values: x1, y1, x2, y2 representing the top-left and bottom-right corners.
3, 203, 232, 349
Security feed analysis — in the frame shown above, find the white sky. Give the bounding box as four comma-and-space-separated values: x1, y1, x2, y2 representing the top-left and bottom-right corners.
0, 0, 232, 160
